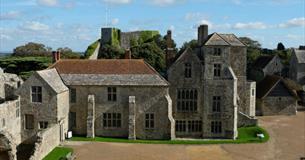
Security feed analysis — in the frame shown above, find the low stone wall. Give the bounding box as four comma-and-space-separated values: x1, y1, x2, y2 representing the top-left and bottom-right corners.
238, 111, 257, 127
29, 124, 60, 160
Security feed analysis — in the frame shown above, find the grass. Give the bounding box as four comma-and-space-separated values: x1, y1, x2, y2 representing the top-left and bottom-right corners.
43, 147, 73, 160
70, 126, 269, 145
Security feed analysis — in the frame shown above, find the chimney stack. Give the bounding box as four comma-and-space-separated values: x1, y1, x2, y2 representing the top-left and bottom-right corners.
125, 49, 131, 59
166, 30, 176, 69
52, 51, 61, 63
198, 24, 208, 46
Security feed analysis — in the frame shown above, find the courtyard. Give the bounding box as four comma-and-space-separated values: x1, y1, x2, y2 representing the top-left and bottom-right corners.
64, 112, 305, 160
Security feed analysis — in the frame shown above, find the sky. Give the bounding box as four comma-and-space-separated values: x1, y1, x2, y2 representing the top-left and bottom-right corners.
0, 0, 304, 52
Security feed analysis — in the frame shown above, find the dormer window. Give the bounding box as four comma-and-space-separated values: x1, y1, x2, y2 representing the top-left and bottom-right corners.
184, 63, 192, 78
213, 48, 221, 56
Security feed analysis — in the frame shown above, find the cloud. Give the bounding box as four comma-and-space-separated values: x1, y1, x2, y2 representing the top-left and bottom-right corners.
151, 0, 181, 6
111, 18, 119, 25
279, 17, 305, 28
37, 0, 58, 6
0, 11, 21, 20
103, 0, 132, 4
22, 21, 50, 31
232, 22, 268, 29
0, 34, 12, 41
185, 12, 209, 21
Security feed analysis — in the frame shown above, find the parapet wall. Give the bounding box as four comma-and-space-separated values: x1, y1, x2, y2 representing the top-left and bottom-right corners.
29, 124, 60, 160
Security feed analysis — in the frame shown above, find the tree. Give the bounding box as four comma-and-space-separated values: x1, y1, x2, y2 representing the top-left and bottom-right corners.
98, 44, 125, 59
131, 42, 166, 72
57, 47, 81, 59
277, 42, 285, 51
13, 42, 51, 56
239, 37, 261, 49
178, 39, 198, 56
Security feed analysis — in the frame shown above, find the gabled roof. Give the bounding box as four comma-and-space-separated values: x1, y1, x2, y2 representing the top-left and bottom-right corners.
294, 49, 305, 64
204, 33, 245, 46
252, 55, 275, 69
167, 47, 202, 73
36, 68, 68, 94
256, 75, 299, 99
49, 59, 169, 86
218, 34, 245, 47
204, 33, 230, 46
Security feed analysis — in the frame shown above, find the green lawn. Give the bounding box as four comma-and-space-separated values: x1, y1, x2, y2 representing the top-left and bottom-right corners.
43, 147, 73, 160
70, 126, 269, 145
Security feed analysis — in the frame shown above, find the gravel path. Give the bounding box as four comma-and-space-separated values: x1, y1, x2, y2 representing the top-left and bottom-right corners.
64, 112, 305, 160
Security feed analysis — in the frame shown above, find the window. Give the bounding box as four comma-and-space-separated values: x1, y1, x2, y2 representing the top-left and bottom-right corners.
252, 89, 255, 96
70, 88, 76, 103
2, 118, 5, 128
16, 101, 20, 118
214, 64, 221, 77
39, 121, 48, 129
69, 112, 76, 128
212, 96, 221, 112
175, 120, 186, 132
213, 48, 221, 56
25, 114, 34, 129
107, 87, 117, 101
177, 89, 198, 112
184, 63, 192, 78
188, 120, 202, 132
103, 113, 121, 128
31, 86, 42, 103
145, 113, 154, 129
211, 121, 222, 134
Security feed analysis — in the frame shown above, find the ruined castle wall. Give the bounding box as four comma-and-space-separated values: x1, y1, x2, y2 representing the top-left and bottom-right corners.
29, 124, 60, 160
0, 98, 21, 145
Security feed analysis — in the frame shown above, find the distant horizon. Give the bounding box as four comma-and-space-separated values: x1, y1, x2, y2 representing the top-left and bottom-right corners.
1, 0, 304, 51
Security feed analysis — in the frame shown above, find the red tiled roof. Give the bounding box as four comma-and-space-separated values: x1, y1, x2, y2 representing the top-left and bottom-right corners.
49, 59, 157, 74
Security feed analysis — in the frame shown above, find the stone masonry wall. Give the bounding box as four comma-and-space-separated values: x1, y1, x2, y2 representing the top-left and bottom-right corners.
29, 124, 60, 160
17, 74, 59, 143
69, 85, 173, 140
263, 56, 284, 76
0, 98, 21, 146
260, 96, 297, 116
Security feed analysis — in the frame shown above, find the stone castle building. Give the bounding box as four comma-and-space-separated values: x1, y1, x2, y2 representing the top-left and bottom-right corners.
0, 24, 258, 160
167, 25, 256, 139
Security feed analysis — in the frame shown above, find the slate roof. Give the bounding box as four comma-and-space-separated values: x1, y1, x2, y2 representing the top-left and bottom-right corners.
50, 59, 169, 86
36, 68, 68, 94
252, 55, 274, 69
256, 75, 299, 99
294, 49, 305, 63
204, 33, 245, 46
218, 34, 245, 46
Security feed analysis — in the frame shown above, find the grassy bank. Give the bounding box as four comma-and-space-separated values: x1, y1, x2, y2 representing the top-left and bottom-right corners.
43, 147, 73, 160
70, 126, 269, 145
